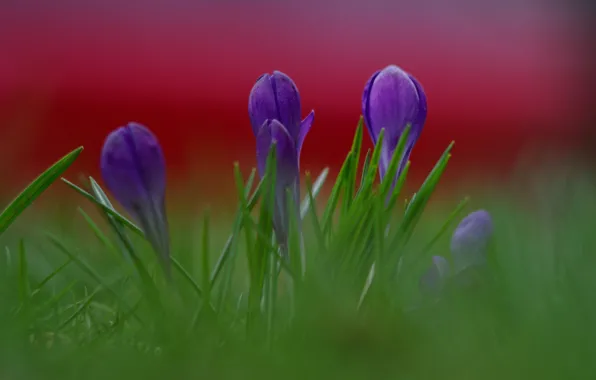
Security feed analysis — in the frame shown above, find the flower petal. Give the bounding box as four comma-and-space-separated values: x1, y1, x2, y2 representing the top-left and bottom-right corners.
100, 122, 166, 212
271, 71, 302, 142
450, 210, 493, 273
367, 65, 420, 149
297, 109, 315, 153
362, 69, 381, 143
248, 74, 277, 137
256, 119, 299, 187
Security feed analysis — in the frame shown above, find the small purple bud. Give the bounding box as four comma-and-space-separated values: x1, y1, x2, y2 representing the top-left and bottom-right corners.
450, 210, 493, 273
255, 119, 300, 248
419, 255, 450, 294
362, 65, 427, 180
248, 71, 315, 153
100, 122, 170, 275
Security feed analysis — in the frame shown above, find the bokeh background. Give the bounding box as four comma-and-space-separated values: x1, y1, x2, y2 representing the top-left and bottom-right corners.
0, 0, 594, 203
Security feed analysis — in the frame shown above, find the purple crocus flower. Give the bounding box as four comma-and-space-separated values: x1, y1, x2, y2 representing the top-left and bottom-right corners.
419, 255, 450, 294
362, 65, 427, 181
249, 71, 314, 249
100, 122, 170, 274
450, 210, 493, 273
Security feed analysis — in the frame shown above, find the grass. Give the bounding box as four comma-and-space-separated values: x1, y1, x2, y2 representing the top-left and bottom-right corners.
0, 122, 595, 379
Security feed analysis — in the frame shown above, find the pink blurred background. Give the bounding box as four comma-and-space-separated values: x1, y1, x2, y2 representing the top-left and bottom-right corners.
0, 0, 593, 201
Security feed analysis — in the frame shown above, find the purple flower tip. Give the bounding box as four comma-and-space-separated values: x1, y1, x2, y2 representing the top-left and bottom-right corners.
100, 122, 170, 273
248, 71, 314, 152
362, 65, 427, 180
450, 210, 493, 273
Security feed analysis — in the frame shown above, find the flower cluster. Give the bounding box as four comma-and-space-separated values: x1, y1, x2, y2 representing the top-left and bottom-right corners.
99, 65, 492, 285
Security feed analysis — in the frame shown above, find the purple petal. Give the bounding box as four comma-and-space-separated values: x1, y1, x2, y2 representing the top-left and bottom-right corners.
450, 210, 493, 272
256, 119, 299, 187
100, 122, 170, 274
362, 69, 381, 143
100, 122, 166, 213
367, 65, 420, 149
297, 110, 315, 153
270, 71, 302, 142
248, 71, 302, 144
256, 119, 300, 248
407, 74, 428, 143
248, 74, 277, 137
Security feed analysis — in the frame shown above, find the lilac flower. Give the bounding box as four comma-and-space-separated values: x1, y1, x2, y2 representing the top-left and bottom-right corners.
419, 255, 450, 294
362, 65, 427, 181
450, 210, 493, 273
249, 71, 314, 248
100, 122, 170, 274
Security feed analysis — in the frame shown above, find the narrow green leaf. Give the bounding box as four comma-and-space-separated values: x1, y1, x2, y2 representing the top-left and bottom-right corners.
57, 286, 102, 331
201, 208, 211, 306
31, 259, 72, 297
321, 152, 352, 234
421, 196, 470, 254
0, 147, 83, 236
379, 125, 410, 199
46, 233, 144, 325
390, 142, 454, 251
300, 167, 329, 220
304, 173, 325, 251
355, 129, 385, 201
18, 239, 30, 302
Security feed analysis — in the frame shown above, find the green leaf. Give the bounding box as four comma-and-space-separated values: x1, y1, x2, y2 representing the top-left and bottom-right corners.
201, 208, 211, 306
355, 129, 385, 201
304, 172, 325, 252
31, 259, 73, 297
321, 151, 353, 235
46, 233, 144, 325
0, 146, 83, 237
420, 196, 470, 254
389, 142, 454, 256
18, 239, 30, 303
343, 118, 364, 211
300, 168, 329, 220
379, 124, 410, 200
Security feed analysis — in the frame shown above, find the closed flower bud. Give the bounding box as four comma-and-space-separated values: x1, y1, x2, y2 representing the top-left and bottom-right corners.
249, 71, 314, 155
362, 65, 427, 180
249, 71, 314, 249
450, 210, 493, 273
100, 122, 170, 275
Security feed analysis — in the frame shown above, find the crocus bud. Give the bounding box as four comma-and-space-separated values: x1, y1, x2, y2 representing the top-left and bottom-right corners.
362, 65, 427, 180
249, 71, 314, 249
255, 119, 300, 248
100, 122, 170, 275
419, 255, 450, 294
249, 71, 315, 155
450, 210, 493, 273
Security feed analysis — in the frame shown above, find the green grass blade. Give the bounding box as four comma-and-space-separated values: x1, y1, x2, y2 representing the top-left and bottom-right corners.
57, 286, 102, 331
201, 208, 211, 307
379, 125, 410, 199
46, 233, 144, 325
18, 239, 30, 303
31, 259, 73, 297
300, 167, 329, 220
0, 146, 83, 236
321, 152, 352, 234
390, 142, 454, 251
420, 196, 470, 254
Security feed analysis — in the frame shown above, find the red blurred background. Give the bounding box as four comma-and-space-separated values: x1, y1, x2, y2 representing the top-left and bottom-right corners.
0, 0, 594, 202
